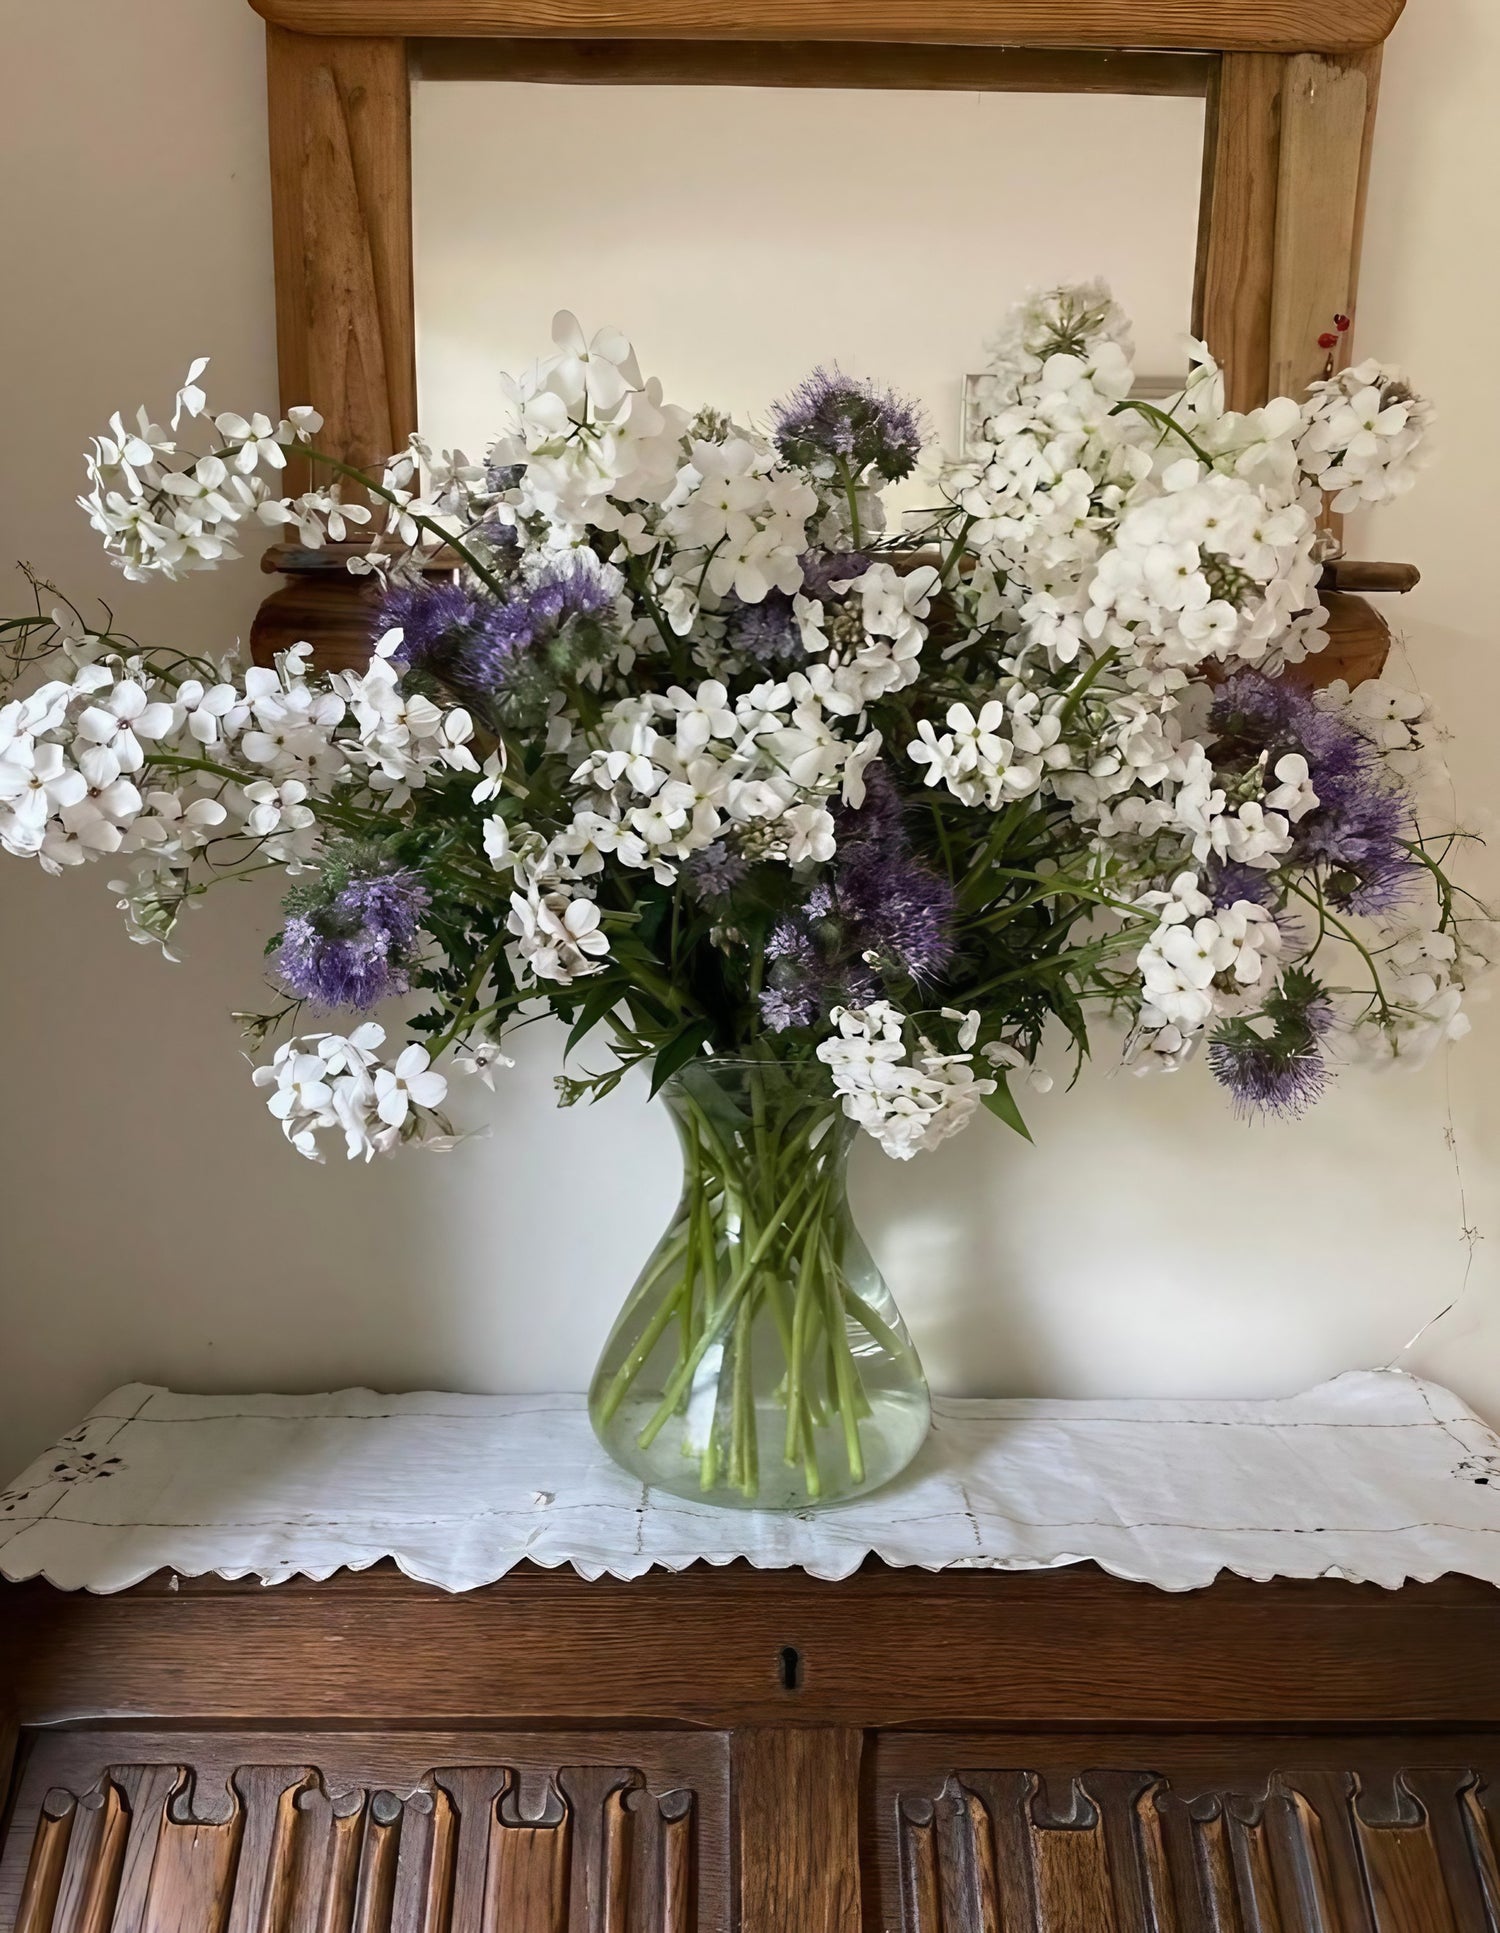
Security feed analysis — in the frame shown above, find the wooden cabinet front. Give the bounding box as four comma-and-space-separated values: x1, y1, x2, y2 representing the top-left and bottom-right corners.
4, 1564, 1500, 1930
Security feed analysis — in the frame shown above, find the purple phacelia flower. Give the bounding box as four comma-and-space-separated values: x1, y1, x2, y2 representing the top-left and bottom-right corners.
459, 555, 617, 695
683, 842, 749, 907
277, 866, 429, 1011
1208, 861, 1277, 910
834, 765, 955, 982
1208, 1036, 1330, 1117
760, 986, 821, 1034
725, 592, 801, 666
377, 581, 485, 671
1211, 671, 1421, 917
1208, 970, 1334, 1118
771, 369, 926, 482
754, 765, 955, 1035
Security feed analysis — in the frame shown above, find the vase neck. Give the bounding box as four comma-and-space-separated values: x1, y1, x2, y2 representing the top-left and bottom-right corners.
661, 1058, 853, 1181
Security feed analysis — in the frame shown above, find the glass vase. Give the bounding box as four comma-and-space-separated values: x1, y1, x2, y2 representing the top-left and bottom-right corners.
588, 1057, 932, 1509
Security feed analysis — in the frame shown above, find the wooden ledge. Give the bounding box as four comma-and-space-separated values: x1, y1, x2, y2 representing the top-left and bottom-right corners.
413, 39, 1215, 94
249, 0, 1407, 57
5, 1560, 1500, 1730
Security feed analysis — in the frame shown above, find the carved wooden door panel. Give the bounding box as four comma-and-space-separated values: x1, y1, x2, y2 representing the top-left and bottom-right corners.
869, 1735, 1500, 1931
0, 1731, 726, 1933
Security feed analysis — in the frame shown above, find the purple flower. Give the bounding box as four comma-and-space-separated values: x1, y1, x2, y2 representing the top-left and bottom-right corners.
277, 865, 429, 1011
1208, 862, 1276, 910
834, 765, 955, 981
684, 842, 749, 906
760, 986, 820, 1033
377, 581, 484, 671
1208, 969, 1334, 1118
459, 555, 617, 696
753, 764, 954, 1034
771, 369, 925, 482
1210, 671, 1420, 916
1208, 1036, 1330, 1117
725, 593, 801, 666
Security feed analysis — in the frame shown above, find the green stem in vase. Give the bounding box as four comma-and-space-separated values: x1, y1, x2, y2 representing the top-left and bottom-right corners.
588, 1061, 931, 1509
593, 1223, 694, 1428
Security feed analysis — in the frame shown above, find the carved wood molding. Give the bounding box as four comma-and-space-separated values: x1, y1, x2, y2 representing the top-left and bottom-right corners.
876, 1739, 1500, 1929
2, 1736, 725, 1933
250, 0, 1407, 56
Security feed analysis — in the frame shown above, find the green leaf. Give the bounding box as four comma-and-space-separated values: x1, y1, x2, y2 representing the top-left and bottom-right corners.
982, 1073, 1033, 1142
565, 980, 622, 1061
648, 1018, 714, 1096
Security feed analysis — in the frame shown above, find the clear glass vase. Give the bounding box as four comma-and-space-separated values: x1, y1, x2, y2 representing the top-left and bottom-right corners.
588, 1057, 932, 1509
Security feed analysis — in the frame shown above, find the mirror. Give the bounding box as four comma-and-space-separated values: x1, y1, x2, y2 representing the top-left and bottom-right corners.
413, 76, 1206, 469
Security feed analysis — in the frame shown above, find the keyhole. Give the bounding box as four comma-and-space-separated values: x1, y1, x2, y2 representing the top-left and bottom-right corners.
778, 1645, 803, 1692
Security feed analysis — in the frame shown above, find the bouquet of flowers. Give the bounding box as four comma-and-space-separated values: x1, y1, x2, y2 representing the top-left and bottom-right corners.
1, 284, 1482, 1506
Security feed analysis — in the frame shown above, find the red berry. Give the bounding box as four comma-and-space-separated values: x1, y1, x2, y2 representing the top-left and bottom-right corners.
1318, 332, 1339, 348
1334, 313, 1351, 330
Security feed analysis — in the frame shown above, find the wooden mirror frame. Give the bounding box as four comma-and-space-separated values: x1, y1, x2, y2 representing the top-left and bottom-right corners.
246, 0, 1415, 677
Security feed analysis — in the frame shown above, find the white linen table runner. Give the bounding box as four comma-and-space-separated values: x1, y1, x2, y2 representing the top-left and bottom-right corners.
3, 1371, 1498, 1593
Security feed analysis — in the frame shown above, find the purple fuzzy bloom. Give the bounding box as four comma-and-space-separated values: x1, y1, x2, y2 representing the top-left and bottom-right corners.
760, 986, 820, 1033
377, 581, 484, 669
725, 592, 801, 665
765, 917, 818, 967
456, 599, 536, 691
1297, 765, 1420, 913
834, 765, 955, 981
1211, 670, 1420, 916
771, 369, 926, 482
525, 553, 616, 628
1208, 1036, 1330, 1118
683, 842, 748, 906
1209, 862, 1277, 910
277, 867, 429, 1012
454, 555, 617, 696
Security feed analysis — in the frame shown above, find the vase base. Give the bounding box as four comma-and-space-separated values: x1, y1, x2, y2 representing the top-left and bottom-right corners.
592, 1386, 932, 1511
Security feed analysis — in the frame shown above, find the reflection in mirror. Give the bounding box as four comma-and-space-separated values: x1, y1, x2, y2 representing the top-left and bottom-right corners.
413, 78, 1205, 483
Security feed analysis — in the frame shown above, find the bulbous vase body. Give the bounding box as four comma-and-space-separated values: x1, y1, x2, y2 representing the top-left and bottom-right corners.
589, 1058, 931, 1509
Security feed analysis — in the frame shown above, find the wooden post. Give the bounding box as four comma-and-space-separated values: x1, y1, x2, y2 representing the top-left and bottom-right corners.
1268, 48, 1382, 397
264, 25, 417, 484
1193, 52, 1286, 413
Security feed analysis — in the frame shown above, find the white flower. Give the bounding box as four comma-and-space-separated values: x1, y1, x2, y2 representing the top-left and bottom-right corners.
658, 680, 736, 757
75, 680, 174, 774
509, 885, 611, 983
214, 410, 287, 474
242, 778, 314, 837
782, 802, 836, 866
482, 815, 514, 871
1297, 360, 1432, 511
458, 1040, 514, 1088
375, 1045, 448, 1127
473, 750, 507, 804
817, 1002, 996, 1159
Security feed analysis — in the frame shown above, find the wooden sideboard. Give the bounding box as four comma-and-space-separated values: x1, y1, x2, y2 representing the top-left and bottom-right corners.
3, 1560, 1500, 1929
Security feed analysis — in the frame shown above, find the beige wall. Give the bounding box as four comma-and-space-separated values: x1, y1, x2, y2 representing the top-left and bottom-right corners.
2, 0, 1498, 1481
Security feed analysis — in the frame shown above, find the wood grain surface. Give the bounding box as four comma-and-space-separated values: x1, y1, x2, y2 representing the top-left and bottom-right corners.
249, 0, 1406, 56
5, 1563, 1500, 1733
265, 27, 416, 486
734, 1729, 862, 1933
412, 38, 1213, 93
